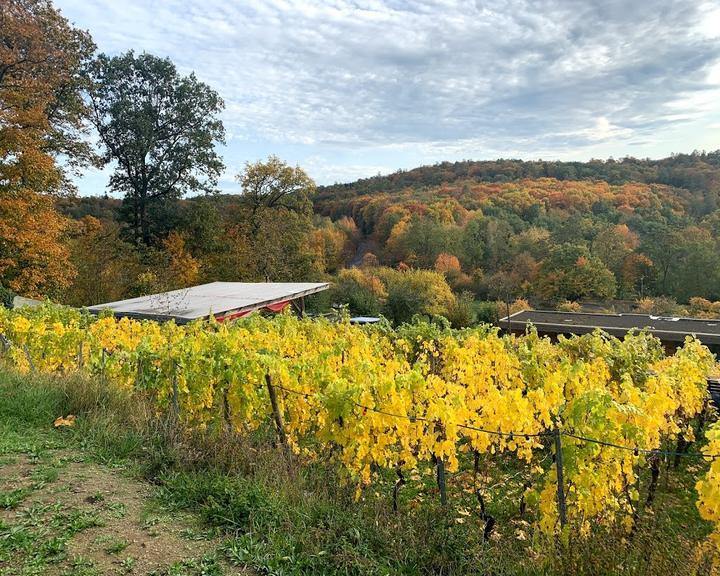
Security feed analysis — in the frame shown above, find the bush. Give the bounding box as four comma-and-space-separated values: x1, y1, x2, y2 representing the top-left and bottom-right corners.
330, 267, 457, 324
0, 283, 15, 308
635, 296, 686, 316
687, 297, 720, 319
330, 268, 385, 316
377, 267, 456, 324
444, 291, 476, 328
475, 301, 499, 324
557, 300, 581, 312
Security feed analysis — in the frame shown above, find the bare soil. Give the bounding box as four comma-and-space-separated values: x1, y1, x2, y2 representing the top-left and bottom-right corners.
0, 450, 241, 575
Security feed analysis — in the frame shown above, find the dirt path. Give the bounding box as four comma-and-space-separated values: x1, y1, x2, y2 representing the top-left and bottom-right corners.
0, 448, 240, 575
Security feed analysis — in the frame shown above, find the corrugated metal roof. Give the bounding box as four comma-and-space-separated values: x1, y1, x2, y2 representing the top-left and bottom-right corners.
499, 310, 720, 344
87, 282, 329, 323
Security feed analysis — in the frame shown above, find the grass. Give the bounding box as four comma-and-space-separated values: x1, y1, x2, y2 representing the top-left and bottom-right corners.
0, 368, 718, 575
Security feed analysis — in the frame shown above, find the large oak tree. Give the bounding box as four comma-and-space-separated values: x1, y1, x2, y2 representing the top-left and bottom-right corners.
88, 51, 225, 245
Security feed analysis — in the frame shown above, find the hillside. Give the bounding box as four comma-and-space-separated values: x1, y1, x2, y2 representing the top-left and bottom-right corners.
316, 152, 720, 208
44, 153, 720, 316
312, 154, 720, 306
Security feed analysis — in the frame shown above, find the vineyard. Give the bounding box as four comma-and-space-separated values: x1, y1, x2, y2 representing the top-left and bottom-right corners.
1, 304, 720, 554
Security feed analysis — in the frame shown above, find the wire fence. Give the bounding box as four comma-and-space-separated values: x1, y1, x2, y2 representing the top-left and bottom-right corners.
268, 381, 720, 459
3, 335, 719, 531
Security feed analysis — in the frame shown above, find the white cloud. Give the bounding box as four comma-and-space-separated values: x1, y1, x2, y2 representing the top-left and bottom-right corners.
696, 2, 720, 39
56, 0, 720, 188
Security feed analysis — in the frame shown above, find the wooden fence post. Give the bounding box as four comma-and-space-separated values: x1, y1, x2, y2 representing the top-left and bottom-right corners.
23, 344, 36, 372
100, 348, 107, 386
436, 456, 448, 506
222, 385, 231, 430
171, 360, 180, 422
265, 373, 289, 453
554, 427, 567, 528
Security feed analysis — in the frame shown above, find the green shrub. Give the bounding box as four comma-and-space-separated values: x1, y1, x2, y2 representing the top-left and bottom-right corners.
474, 300, 499, 324
0, 284, 15, 308
444, 291, 476, 328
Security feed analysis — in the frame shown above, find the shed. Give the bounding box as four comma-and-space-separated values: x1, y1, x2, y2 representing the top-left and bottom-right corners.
88, 282, 329, 324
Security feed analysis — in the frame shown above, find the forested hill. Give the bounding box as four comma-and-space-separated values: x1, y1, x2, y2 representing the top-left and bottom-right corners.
314, 152, 720, 305
47, 151, 720, 310
315, 151, 720, 210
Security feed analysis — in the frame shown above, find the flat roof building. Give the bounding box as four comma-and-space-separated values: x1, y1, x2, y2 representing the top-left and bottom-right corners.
500, 310, 720, 352
88, 282, 329, 324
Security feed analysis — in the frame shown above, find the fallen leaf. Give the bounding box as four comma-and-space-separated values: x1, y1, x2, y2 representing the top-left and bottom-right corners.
54, 415, 76, 428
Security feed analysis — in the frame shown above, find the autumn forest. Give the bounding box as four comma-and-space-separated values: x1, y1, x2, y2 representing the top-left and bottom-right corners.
3, 0, 720, 326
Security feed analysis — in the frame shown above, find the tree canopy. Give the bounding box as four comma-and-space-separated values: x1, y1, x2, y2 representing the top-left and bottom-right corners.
0, 0, 94, 297
88, 51, 225, 245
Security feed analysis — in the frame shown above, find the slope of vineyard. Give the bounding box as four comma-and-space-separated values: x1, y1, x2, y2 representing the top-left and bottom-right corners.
1, 304, 718, 555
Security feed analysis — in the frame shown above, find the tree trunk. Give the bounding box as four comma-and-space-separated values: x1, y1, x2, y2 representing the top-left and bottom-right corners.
140, 194, 150, 246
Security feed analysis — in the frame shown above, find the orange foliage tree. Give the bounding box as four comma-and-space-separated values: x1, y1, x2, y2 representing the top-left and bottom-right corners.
434, 252, 461, 275
0, 191, 73, 297
0, 0, 95, 297
162, 231, 201, 289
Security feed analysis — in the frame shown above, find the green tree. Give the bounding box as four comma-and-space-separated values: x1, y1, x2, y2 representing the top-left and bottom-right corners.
535, 244, 616, 302
460, 214, 486, 270
238, 155, 315, 235
668, 228, 720, 301
376, 268, 456, 324
88, 51, 225, 245
398, 216, 459, 268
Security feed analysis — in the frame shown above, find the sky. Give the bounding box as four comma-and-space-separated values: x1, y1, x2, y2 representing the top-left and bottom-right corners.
55, 0, 720, 195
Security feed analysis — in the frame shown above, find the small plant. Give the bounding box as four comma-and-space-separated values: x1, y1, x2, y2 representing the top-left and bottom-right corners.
53, 509, 104, 535
85, 492, 105, 504
119, 556, 136, 573
104, 501, 127, 519
62, 555, 99, 576
35, 535, 68, 563
104, 537, 129, 554
150, 554, 224, 576
31, 464, 60, 488
221, 534, 266, 566
18, 501, 60, 526
0, 487, 31, 509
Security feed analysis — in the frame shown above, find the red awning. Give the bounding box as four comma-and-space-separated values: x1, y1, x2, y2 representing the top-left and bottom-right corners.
214, 299, 290, 323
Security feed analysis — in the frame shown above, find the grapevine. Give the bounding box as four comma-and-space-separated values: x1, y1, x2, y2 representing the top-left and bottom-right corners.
0, 304, 717, 546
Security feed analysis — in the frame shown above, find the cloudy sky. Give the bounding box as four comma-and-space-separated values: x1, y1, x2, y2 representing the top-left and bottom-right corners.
56, 0, 720, 194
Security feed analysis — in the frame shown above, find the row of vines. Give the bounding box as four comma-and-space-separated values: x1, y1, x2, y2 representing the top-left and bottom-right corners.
1, 304, 719, 547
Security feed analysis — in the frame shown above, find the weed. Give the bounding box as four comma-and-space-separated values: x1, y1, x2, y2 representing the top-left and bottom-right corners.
61, 555, 100, 576
35, 534, 68, 563
150, 554, 225, 576
52, 508, 104, 534
30, 463, 60, 487
104, 537, 129, 554
104, 500, 127, 518
0, 522, 35, 556
0, 487, 32, 509
17, 501, 62, 526
85, 492, 105, 504
119, 555, 136, 573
